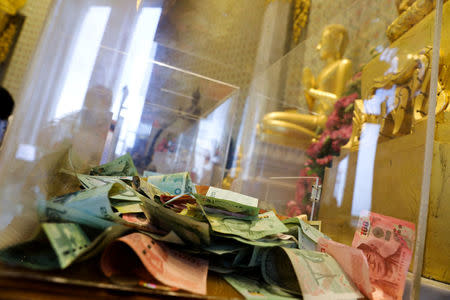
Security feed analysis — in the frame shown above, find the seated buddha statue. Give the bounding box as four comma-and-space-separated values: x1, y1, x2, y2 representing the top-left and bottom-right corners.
260, 24, 353, 149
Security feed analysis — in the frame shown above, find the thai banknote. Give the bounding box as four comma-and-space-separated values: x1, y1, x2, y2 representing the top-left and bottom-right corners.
232, 247, 253, 267
38, 198, 116, 230
352, 211, 415, 300
247, 240, 297, 268
46, 183, 122, 222
260, 247, 302, 295
135, 176, 168, 200
63, 172, 142, 202
262, 247, 363, 299
205, 211, 288, 241
61, 171, 132, 189
0, 223, 88, 270
100, 232, 208, 295
219, 234, 297, 248
146, 172, 196, 195
194, 193, 259, 216
224, 274, 297, 300
317, 237, 373, 299
141, 198, 210, 246
0, 223, 128, 270
143, 170, 161, 177
283, 217, 328, 250
90, 153, 138, 176
248, 246, 268, 268
206, 187, 258, 208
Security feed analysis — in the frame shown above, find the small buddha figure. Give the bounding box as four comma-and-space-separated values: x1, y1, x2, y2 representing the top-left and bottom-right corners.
261, 24, 353, 149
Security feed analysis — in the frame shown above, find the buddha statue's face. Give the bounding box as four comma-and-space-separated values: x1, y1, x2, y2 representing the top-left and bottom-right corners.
316, 28, 339, 61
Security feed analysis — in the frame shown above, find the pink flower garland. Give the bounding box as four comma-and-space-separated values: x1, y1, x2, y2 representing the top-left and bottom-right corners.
288, 92, 358, 217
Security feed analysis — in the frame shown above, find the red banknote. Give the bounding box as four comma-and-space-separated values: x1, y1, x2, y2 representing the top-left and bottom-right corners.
352, 211, 415, 300
317, 237, 374, 299
101, 232, 208, 295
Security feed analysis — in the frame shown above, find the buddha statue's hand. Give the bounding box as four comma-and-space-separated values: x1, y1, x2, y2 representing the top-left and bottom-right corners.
302, 67, 316, 111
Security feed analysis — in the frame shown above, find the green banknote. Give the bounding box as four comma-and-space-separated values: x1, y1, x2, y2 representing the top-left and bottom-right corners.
143, 170, 161, 177
141, 197, 210, 246
283, 217, 328, 250
42, 223, 91, 268
232, 247, 253, 267
218, 234, 297, 248
48, 183, 123, 222
135, 176, 168, 200
90, 153, 138, 176
60, 171, 132, 189
0, 223, 129, 270
147, 172, 196, 195
205, 211, 288, 241
206, 187, 258, 208
62, 172, 142, 202
224, 274, 297, 300
194, 194, 259, 216
248, 242, 296, 269
261, 247, 363, 299
38, 198, 116, 230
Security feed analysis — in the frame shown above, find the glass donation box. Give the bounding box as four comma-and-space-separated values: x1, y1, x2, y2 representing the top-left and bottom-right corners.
0, 0, 449, 299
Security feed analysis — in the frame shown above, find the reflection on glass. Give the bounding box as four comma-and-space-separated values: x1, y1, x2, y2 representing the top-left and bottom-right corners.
114, 7, 162, 155
380, 47, 399, 75
351, 123, 380, 216
333, 154, 348, 207
364, 86, 396, 116
54, 6, 112, 119
194, 99, 232, 185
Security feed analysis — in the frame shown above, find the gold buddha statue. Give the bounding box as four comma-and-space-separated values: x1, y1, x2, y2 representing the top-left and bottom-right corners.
260, 24, 353, 149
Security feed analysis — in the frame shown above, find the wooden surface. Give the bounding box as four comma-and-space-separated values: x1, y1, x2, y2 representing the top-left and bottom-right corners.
0, 261, 243, 300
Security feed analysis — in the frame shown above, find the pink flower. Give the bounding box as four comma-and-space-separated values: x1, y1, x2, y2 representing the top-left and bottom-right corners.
295, 181, 306, 202
326, 111, 340, 129
331, 139, 342, 152
304, 159, 314, 167
300, 168, 310, 176
316, 155, 333, 166
287, 200, 298, 209
287, 201, 303, 217
306, 142, 322, 158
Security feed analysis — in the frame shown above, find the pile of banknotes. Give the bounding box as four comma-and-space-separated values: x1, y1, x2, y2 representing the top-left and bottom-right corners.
0, 154, 416, 299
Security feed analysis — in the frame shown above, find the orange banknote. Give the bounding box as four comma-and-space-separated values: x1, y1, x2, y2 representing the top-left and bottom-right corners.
101, 232, 208, 295
352, 211, 415, 300
317, 237, 374, 299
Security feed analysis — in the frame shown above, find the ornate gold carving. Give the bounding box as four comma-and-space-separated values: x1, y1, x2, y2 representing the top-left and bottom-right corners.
345, 47, 449, 148
395, 0, 417, 14
265, 0, 310, 44
386, 0, 435, 43
292, 0, 310, 43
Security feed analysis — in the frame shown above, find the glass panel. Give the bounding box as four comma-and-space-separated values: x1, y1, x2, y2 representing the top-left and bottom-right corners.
234, 0, 449, 291
0, 0, 448, 298
0, 1, 239, 251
